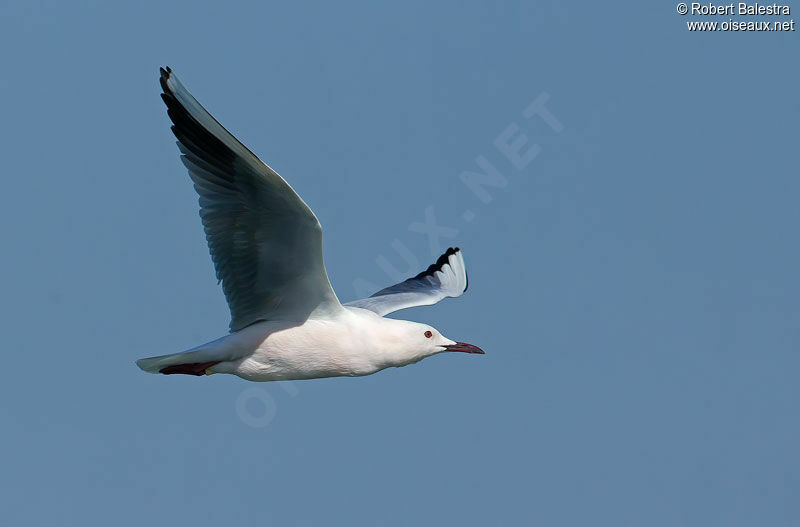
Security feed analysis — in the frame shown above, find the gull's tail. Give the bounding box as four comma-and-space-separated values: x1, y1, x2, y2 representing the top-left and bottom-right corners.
136, 336, 238, 376
136, 356, 219, 376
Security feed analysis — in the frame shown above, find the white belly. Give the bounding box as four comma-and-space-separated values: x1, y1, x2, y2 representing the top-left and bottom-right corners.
210, 314, 388, 382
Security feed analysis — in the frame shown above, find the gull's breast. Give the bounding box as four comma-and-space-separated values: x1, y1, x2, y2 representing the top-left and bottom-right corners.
227, 316, 383, 381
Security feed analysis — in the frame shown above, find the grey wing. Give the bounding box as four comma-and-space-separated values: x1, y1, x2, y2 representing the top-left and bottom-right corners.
159, 67, 341, 331
345, 248, 468, 316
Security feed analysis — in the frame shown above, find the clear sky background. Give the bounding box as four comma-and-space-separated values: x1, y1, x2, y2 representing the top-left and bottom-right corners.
2, 1, 799, 525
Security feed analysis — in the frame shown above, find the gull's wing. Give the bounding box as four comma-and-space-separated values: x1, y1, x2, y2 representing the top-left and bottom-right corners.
159, 67, 341, 331
345, 248, 468, 316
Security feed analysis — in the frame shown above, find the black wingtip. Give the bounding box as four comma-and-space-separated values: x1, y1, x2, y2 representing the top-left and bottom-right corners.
159, 70, 170, 94
412, 247, 461, 281
159, 66, 173, 86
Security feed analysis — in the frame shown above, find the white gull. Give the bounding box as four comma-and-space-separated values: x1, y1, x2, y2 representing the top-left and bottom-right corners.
136, 67, 484, 382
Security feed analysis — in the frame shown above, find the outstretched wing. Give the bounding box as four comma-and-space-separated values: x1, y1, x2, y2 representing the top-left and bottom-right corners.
159, 67, 341, 331
345, 248, 468, 316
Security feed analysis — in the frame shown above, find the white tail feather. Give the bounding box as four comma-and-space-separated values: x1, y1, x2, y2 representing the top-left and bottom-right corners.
135, 335, 241, 374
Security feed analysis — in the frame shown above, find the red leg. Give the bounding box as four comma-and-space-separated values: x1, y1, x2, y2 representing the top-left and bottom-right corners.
159, 361, 221, 376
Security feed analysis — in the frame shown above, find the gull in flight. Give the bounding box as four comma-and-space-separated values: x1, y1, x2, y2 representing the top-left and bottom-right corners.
136, 67, 484, 382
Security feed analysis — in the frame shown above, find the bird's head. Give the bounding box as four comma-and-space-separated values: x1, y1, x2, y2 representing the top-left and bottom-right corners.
376, 318, 484, 368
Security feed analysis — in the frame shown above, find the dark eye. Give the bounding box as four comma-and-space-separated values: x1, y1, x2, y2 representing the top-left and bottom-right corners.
424, 331, 433, 338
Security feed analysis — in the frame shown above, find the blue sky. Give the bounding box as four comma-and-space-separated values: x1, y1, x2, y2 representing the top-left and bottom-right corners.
2, 1, 799, 525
